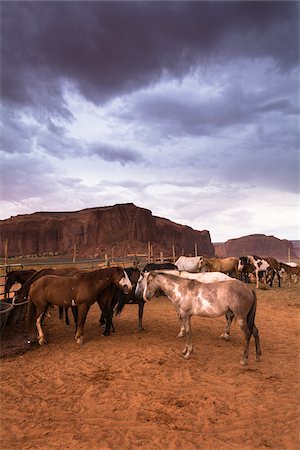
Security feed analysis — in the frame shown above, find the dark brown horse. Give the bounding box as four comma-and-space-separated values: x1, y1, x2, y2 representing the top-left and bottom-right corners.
27, 267, 132, 345
4, 269, 37, 299
98, 267, 141, 335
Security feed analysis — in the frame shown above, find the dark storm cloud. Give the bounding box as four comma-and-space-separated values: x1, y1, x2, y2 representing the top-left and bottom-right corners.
1, 1, 299, 109
87, 143, 145, 165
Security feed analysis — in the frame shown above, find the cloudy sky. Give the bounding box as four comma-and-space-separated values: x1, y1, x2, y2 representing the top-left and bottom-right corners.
1, 1, 299, 242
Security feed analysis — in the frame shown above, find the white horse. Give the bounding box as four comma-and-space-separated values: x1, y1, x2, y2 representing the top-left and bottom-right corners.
175, 256, 204, 272
136, 272, 261, 365
136, 271, 237, 341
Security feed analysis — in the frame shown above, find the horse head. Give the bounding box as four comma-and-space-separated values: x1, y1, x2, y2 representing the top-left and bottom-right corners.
135, 271, 149, 299
143, 272, 157, 301
116, 267, 132, 294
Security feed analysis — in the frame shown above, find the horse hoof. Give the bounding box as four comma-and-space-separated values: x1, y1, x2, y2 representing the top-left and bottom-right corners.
240, 359, 247, 366
76, 337, 83, 345
256, 356, 261, 362
38, 338, 46, 346
220, 333, 230, 341
177, 333, 184, 338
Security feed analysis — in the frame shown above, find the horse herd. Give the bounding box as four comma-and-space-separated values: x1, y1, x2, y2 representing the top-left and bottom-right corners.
3, 254, 299, 365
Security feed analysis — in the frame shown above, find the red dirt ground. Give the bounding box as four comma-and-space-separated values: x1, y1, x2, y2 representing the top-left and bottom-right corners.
0, 284, 299, 449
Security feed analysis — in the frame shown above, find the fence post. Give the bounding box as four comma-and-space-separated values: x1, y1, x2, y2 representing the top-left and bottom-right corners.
105, 254, 109, 266
288, 248, 291, 263
160, 252, 163, 263
194, 243, 197, 256
4, 239, 8, 266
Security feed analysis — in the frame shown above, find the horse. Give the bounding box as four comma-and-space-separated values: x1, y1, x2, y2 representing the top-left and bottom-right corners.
175, 256, 203, 272
111, 268, 143, 332
14, 267, 80, 326
98, 267, 141, 335
136, 272, 261, 365
279, 262, 299, 285
264, 257, 281, 288
143, 263, 178, 272
199, 257, 239, 278
238, 256, 255, 283
27, 267, 132, 346
4, 269, 37, 299
135, 270, 235, 339
238, 256, 271, 289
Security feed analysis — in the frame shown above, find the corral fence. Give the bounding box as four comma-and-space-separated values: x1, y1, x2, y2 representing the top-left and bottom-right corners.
0, 252, 178, 302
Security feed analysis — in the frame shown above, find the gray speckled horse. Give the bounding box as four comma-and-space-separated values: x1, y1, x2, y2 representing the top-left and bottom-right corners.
136, 272, 261, 365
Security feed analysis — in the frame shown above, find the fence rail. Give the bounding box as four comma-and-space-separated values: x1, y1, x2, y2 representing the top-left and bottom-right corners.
0, 254, 176, 301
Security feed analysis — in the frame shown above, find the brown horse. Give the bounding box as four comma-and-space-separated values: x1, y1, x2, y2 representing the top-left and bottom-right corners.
4, 269, 37, 299
279, 262, 299, 285
14, 267, 81, 326
199, 257, 239, 278
27, 267, 132, 345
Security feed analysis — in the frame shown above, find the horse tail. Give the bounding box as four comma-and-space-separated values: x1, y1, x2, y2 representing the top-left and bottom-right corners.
247, 289, 257, 335
27, 297, 37, 337
115, 290, 126, 316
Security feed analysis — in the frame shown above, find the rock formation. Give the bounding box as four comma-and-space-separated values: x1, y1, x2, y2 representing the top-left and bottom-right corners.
0, 203, 214, 259
214, 234, 297, 261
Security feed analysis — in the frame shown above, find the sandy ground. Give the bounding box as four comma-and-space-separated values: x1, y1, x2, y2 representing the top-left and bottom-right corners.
0, 284, 299, 450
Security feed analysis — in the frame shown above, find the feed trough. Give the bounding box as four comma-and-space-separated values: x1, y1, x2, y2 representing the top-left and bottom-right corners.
0, 302, 14, 330
6, 297, 29, 327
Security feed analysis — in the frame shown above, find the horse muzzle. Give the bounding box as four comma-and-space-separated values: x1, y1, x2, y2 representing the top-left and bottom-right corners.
122, 284, 132, 295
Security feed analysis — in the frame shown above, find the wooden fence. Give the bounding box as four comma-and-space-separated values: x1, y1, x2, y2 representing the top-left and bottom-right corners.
0, 251, 178, 301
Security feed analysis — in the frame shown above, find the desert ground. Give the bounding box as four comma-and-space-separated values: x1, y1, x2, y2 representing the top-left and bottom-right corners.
0, 283, 299, 449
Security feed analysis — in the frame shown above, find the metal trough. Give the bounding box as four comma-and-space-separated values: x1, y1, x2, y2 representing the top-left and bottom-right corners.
0, 302, 14, 329
6, 297, 29, 326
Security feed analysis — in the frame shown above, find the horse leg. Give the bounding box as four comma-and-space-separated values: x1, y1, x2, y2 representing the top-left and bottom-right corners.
268, 269, 275, 287
252, 324, 262, 362
181, 314, 192, 359
36, 306, 48, 345
220, 310, 234, 340
103, 308, 114, 336
65, 307, 70, 326
59, 306, 63, 321
74, 303, 90, 345
174, 306, 185, 337
71, 305, 78, 330
137, 302, 145, 332
277, 270, 281, 288
99, 311, 106, 327
237, 317, 252, 366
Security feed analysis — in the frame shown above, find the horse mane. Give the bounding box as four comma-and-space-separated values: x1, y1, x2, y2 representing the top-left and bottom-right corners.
77, 267, 122, 282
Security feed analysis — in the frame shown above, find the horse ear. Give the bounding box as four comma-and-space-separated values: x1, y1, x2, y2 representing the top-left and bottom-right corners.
147, 273, 154, 282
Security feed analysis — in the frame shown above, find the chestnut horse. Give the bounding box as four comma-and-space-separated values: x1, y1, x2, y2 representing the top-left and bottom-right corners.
136, 272, 261, 365
27, 267, 132, 345
199, 257, 239, 278
14, 267, 80, 326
